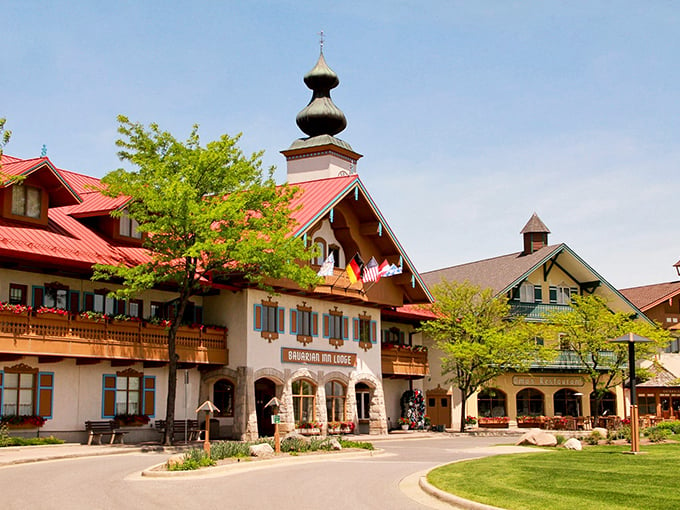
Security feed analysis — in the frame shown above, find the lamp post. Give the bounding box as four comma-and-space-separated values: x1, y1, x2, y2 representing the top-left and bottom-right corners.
609, 332, 653, 454
265, 397, 282, 454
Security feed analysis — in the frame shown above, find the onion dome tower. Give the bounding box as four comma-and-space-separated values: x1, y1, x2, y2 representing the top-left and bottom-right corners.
282, 46, 362, 184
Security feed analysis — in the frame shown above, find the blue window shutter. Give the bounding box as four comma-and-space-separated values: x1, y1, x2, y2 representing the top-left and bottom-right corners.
342, 316, 349, 341
253, 304, 263, 332
32, 286, 44, 308
143, 376, 156, 417
102, 375, 116, 418
353, 318, 360, 342
37, 372, 54, 418
322, 314, 330, 338
549, 286, 558, 304
312, 312, 319, 337
370, 321, 377, 343
277, 307, 285, 334
290, 309, 298, 335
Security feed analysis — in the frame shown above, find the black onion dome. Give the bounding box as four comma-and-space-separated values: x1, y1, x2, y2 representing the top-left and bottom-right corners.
296, 52, 347, 137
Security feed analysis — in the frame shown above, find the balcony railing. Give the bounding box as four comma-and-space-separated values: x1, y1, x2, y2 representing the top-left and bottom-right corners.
381, 344, 429, 377
509, 302, 572, 321
0, 311, 228, 364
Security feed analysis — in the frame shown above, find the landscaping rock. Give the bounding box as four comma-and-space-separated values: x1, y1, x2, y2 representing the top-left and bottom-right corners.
328, 438, 342, 451
249, 443, 274, 457
283, 431, 312, 444
564, 438, 582, 450
592, 427, 608, 437
515, 429, 557, 447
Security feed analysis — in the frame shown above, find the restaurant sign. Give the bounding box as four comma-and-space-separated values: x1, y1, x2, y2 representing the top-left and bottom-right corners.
281, 347, 357, 368
512, 375, 585, 387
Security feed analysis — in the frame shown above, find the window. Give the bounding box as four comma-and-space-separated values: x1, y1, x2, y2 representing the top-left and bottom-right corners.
382, 327, 405, 345
516, 388, 544, 416
214, 379, 234, 417
313, 239, 326, 265
253, 300, 284, 340
44, 285, 68, 310
0, 366, 53, 418
589, 391, 617, 417
353, 313, 377, 348
519, 282, 534, 303
665, 338, 679, 353
325, 381, 346, 422
477, 389, 507, 417
119, 209, 141, 239
11, 185, 42, 219
94, 290, 116, 315
9, 284, 27, 306
550, 286, 578, 305
292, 379, 316, 426
553, 389, 581, 417
102, 371, 155, 418
638, 395, 656, 415
290, 304, 318, 345
128, 299, 143, 319
323, 309, 348, 347
150, 302, 164, 319
558, 333, 570, 350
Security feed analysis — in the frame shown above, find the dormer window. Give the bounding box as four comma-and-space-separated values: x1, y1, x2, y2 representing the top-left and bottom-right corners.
11, 185, 42, 219
119, 210, 141, 239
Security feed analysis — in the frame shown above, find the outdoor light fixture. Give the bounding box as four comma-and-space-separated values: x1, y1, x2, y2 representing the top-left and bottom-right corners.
609, 332, 653, 454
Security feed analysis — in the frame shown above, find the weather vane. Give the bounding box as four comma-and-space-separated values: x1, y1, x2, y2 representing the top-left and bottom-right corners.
319, 30, 324, 52
41, 144, 47, 157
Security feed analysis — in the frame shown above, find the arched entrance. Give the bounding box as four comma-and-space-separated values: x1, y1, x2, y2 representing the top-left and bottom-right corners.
553, 388, 581, 417
355, 382, 372, 434
255, 378, 276, 437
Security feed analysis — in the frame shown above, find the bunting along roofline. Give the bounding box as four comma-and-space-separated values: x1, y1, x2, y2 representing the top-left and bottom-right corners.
290, 175, 433, 303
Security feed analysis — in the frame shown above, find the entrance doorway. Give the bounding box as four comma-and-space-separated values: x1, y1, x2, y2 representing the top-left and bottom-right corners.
426, 387, 452, 429
356, 383, 371, 434
255, 378, 276, 437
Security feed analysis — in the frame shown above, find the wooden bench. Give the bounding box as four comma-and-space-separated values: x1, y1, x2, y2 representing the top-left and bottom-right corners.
154, 419, 201, 442
85, 420, 127, 445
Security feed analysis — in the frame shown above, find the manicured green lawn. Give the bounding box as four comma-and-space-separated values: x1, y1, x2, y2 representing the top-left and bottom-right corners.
428, 444, 680, 510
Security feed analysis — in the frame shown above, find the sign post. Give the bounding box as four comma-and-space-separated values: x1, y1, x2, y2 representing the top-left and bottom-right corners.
196, 400, 220, 456
265, 397, 282, 454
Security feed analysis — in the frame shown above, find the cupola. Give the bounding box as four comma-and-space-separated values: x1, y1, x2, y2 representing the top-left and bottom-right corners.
520, 213, 550, 255
282, 49, 362, 184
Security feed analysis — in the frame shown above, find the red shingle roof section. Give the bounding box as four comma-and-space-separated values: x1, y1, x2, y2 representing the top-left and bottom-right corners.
620, 281, 680, 311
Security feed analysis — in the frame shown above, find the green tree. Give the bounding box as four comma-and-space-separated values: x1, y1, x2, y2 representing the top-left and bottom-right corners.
420, 280, 547, 432
94, 116, 319, 444
0, 117, 11, 160
545, 294, 670, 419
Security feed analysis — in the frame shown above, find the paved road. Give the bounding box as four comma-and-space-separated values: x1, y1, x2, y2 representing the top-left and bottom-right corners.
0, 436, 518, 510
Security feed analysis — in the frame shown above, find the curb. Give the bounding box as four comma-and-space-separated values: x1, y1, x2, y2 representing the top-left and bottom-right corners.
0, 445, 145, 467
419, 475, 505, 510
141, 447, 384, 478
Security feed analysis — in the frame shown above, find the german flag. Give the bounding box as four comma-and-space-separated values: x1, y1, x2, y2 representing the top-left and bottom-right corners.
345, 253, 364, 284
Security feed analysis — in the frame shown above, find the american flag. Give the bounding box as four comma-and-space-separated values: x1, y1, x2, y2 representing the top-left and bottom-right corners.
362, 257, 379, 282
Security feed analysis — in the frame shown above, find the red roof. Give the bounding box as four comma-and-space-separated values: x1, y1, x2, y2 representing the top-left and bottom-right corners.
620, 281, 680, 311
288, 175, 359, 234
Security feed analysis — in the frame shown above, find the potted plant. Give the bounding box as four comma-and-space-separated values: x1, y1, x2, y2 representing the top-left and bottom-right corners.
398, 417, 410, 430
464, 415, 477, 428
340, 421, 355, 434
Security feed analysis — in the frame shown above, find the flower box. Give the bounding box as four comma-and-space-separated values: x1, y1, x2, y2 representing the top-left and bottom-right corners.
296, 428, 321, 435
479, 422, 509, 429
478, 417, 510, 429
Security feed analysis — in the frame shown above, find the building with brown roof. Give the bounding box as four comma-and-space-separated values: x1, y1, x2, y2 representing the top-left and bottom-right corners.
419, 213, 648, 431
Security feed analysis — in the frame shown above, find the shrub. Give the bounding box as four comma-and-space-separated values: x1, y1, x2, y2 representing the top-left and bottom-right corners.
555, 434, 566, 446
643, 426, 672, 443
340, 438, 374, 450
210, 441, 251, 460
654, 420, 680, 435
168, 449, 215, 471
607, 425, 631, 443
585, 431, 603, 445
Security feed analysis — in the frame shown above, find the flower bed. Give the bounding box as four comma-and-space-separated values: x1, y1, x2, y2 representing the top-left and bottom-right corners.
114, 414, 151, 427
517, 416, 545, 429
478, 417, 510, 428
0, 415, 46, 428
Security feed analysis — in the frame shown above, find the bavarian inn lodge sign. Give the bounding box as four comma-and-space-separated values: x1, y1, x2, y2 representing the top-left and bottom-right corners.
282, 347, 357, 368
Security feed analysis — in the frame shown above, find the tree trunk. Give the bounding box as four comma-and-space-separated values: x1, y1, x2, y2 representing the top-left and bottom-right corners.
459, 390, 467, 433
163, 295, 190, 446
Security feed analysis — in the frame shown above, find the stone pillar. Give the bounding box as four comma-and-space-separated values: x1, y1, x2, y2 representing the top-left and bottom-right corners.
316, 372, 328, 436
239, 366, 258, 441
369, 382, 388, 435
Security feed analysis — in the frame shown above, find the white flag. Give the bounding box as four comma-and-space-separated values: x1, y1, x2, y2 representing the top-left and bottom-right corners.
317, 253, 335, 276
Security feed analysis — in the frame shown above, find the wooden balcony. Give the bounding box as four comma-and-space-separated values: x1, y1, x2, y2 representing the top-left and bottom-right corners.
381, 344, 429, 378
0, 311, 228, 365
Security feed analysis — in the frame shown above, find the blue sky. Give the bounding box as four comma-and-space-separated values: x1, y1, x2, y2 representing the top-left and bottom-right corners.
4, 2, 680, 290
